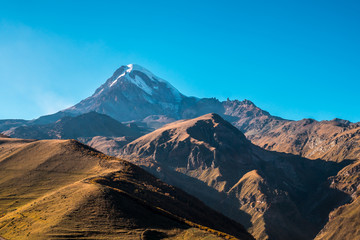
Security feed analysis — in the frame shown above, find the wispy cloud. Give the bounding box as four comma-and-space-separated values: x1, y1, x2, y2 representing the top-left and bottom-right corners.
0, 21, 116, 119
33, 90, 74, 116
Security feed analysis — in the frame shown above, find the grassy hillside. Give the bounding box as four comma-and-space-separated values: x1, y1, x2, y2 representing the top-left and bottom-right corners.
0, 136, 253, 240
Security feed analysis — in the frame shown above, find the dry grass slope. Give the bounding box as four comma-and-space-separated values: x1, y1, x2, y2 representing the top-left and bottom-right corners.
0, 136, 253, 240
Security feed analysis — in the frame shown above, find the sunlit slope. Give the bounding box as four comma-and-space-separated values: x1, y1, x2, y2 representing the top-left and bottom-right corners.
0, 138, 114, 217
0, 137, 253, 240
246, 118, 360, 163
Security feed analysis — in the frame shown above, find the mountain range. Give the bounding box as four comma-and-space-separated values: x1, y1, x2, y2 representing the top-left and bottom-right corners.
3, 111, 143, 140
0, 64, 288, 131
1, 64, 360, 240
5, 64, 359, 163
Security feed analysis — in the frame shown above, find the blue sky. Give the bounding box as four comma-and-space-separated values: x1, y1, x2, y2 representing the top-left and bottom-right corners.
0, 0, 359, 122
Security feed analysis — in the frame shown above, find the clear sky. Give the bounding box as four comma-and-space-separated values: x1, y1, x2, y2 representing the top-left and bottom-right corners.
0, 0, 359, 122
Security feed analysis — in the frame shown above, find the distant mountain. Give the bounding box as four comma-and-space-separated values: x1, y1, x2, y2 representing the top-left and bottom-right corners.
120, 113, 349, 240
2, 64, 359, 154
0, 133, 9, 138
80, 136, 131, 156
0, 64, 276, 128
0, 119, 28, 132
3, 111, 144, 140
64, 63, 186, 122
0, 137, 253, 240
244, 117, 360, 162
6, 64, 359, 164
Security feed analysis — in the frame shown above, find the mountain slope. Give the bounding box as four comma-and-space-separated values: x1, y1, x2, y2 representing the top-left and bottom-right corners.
209, 99, 360, 164
314, 160, 360, 240
65, 64, 185, 122
315, 192, 360, 240
81, 136, 131, 156
120, 113, 349, 240
3, 111, 143, 140
244, 116, 360, 162
0, 136, 253, 240
0, 119, 28, 132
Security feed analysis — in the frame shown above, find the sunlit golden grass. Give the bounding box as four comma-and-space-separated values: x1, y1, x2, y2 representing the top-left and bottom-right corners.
0, 137, 253, 240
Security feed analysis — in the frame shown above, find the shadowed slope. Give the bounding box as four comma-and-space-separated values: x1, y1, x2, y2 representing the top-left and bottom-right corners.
0, 137, 253, 240
3, 112, 143, 140
0, 120, 28, 132
315, 194, 360, 240
314, 160, 360, 240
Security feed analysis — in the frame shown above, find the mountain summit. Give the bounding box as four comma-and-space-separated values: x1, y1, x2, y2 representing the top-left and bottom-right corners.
65, 64, 185, 122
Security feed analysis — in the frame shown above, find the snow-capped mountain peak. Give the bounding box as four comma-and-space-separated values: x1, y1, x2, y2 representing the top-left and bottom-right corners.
65, 64, 185, 121
106, 64, 181, 99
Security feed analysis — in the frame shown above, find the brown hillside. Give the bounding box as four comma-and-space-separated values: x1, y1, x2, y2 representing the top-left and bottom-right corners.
314, 160, 360, 240
121, 113, 349, 240
220, 100, 360, 163
242, 117, 360, 163
3, 111, 143, 140
0, 137, 253, 240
